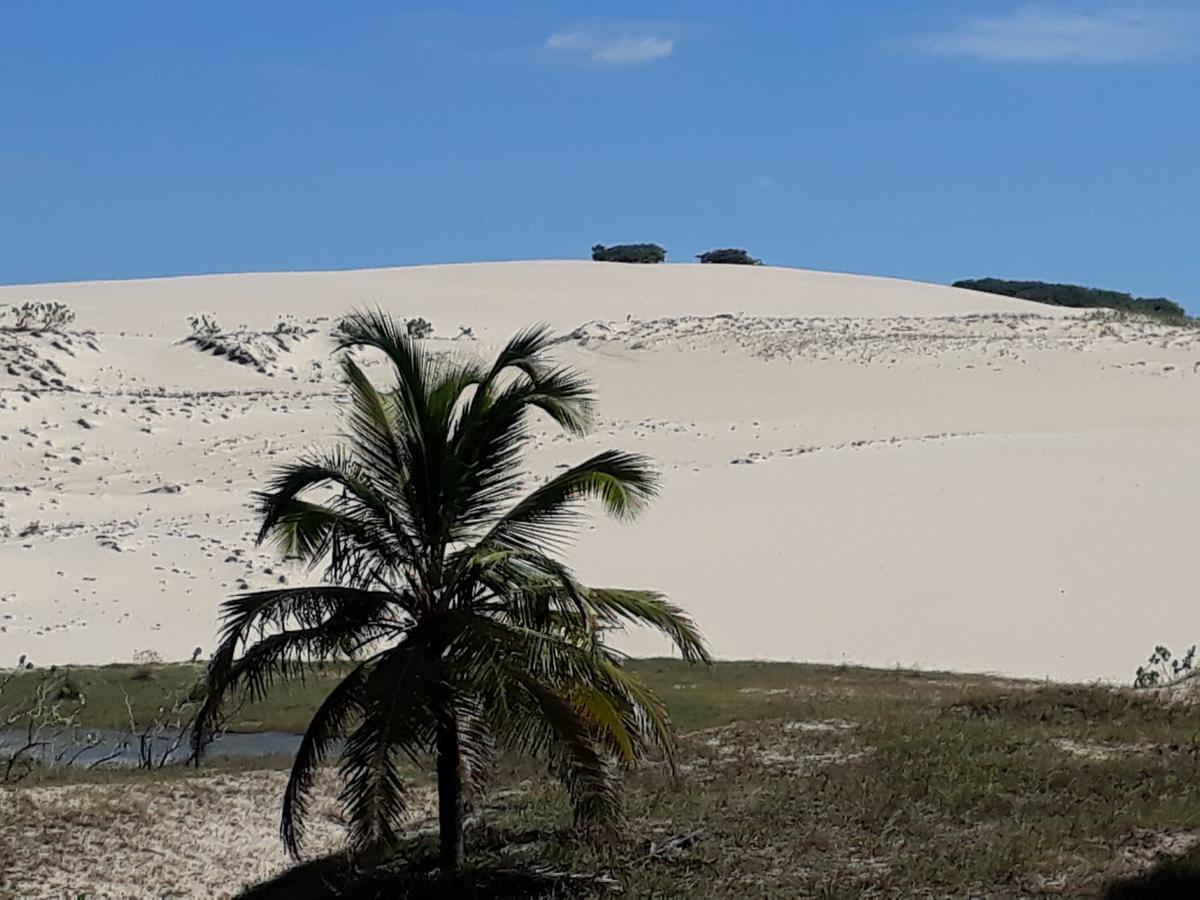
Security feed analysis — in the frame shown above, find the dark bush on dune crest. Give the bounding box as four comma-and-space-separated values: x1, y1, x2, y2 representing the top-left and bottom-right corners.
696, 248, 761, 266
953, 278, 1189, 320
590, 243, 666, 264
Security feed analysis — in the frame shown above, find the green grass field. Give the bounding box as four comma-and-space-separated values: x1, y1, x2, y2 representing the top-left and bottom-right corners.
2, 657, 1016, 734
4, 659, 1200, 896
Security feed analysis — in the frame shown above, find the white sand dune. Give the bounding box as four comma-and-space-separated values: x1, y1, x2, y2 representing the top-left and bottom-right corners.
1, 260, 1197, 681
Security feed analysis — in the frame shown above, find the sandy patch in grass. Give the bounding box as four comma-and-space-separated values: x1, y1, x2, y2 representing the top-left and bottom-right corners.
0, 769, 434, 899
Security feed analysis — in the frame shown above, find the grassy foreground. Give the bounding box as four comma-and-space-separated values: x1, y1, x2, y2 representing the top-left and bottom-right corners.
5, 659, 1200, 897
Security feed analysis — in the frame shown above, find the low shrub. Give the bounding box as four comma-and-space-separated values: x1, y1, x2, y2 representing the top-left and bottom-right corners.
591, 243, 666, 264
0, 301, 76, 332
405, 317, 433, 339
696, 248, 762, 266
1134, 644, 1197, 688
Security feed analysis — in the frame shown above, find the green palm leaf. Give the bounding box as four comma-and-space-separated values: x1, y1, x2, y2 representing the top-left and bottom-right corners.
281, 655, 374, 856
338, 641, 440, 854
583, 588, 711, 664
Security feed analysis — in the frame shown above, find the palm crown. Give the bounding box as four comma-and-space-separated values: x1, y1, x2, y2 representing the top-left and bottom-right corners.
191, 310, 709, 873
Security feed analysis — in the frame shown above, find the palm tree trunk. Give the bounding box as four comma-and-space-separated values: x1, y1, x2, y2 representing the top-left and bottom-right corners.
436, 717, 464, 878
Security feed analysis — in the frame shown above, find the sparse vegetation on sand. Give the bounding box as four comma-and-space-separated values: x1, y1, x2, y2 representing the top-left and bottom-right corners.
1135, 644, 1198, 689
0, 300, 98, 391
5, 660, 1200, 896
182, 314, 318, 372
0, 300, 76, 333
333, 314, 434, 341
953, 278, 1190, 321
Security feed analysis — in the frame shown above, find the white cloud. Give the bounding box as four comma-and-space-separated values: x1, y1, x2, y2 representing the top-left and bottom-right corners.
912, 6, 1199, 63
546, 30, 675, 64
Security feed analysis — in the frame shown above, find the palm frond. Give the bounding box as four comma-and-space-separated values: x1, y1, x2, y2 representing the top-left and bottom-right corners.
477, 450, 659, 556
426, 362, 488, 439
264, 498, 342, 561
583, 588, 711, 664
455, 621, 623, 831
484, 324, 561, 384
339, 354, 413, 486
253, 451, 409, 554
475, 344, 594, 437
192, 587, 401, 759
339, 642, 441, 854
215, 586, 404, 650
547, 741, 623, 831
521, 364, 595, 436
451, 692, 496, 806
450, 610, 676, 816
511, 674, 623, 830
334, 308, 430, 432
568, 683, 636, 764
455, 545, 589, 628
440, 384, 536, 537
251, 447, 420, 594
281, 656, 375, 857
437, 330, 595, 540
593, 654, 680, 772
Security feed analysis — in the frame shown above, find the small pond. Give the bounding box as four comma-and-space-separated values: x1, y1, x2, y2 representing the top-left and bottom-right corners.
0, 727, 307, 768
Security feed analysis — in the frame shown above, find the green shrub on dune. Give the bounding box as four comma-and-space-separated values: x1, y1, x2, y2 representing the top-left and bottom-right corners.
696, 248, 762, 265
953, 278, 1189, 320
591, 243, 666, 264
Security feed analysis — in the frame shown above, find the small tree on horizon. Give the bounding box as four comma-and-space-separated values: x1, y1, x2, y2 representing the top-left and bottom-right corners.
696, 248, 762, 266
191, 310, 709, 879
591, 243, 666, 264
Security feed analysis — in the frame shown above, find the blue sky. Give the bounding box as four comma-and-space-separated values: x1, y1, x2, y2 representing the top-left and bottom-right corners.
2, 2, 1198, 311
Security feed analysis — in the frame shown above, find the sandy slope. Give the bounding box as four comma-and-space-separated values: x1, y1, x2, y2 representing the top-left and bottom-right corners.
1, 261, 1197, 681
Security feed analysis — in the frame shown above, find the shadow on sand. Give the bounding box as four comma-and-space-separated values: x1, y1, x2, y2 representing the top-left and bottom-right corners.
238, 858, 581, 900
239, 825, 1200, 897
236, 827, 616, 899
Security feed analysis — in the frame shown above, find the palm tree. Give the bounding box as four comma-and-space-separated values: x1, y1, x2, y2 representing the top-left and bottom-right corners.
191, 310, 709, 877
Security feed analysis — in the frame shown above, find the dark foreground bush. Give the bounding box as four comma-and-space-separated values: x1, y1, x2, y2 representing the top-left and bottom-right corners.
953, 278, 1189, 320
696, 248, 761, 266
591, 243, 666, 264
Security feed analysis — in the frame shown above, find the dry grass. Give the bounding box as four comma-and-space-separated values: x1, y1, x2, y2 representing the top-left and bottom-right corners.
4, 660, 1200, 897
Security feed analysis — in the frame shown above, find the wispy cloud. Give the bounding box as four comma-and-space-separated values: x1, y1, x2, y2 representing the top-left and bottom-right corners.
546, 29, 675, 64
911, 6, 1200, 63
